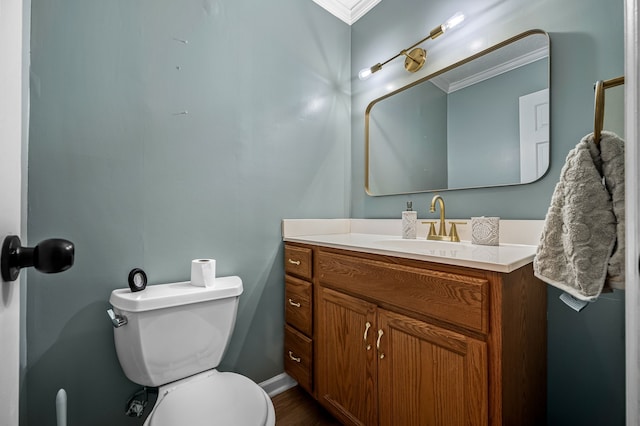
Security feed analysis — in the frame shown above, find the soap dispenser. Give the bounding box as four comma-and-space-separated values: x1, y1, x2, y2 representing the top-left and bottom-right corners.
402, 201, 417, 239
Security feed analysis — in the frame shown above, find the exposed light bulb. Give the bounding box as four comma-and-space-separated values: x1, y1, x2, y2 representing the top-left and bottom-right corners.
443, 12, 465, 32
358, 63, 382, 80
359, 67, 373, 80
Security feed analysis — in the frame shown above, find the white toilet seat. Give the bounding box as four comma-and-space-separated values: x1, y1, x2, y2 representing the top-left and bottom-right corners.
144, 370, 275, 426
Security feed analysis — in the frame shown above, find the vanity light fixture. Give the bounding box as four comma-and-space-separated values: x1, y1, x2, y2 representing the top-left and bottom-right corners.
358, 12, 465, 80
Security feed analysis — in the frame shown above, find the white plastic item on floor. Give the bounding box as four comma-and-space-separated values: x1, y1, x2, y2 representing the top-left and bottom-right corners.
56, 388, 67, 426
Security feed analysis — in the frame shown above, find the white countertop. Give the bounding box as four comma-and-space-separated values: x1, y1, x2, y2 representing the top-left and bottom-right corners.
282, 219, 543, 273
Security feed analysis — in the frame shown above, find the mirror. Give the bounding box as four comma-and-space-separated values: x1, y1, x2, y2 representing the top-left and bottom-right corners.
365, 30, 550, 196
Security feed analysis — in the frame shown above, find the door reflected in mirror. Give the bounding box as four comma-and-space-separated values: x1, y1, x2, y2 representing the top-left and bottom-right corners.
365, 30, 550, 196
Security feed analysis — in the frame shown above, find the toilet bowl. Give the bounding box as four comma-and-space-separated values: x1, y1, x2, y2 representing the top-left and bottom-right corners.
147, 370, 275, 426
108, 276, 275, 426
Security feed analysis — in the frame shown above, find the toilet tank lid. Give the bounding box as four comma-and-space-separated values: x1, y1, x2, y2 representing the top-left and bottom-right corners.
109, 276, 243, 312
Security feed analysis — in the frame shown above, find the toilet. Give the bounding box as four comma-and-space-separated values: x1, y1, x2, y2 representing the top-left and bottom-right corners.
108, 276, 276, 426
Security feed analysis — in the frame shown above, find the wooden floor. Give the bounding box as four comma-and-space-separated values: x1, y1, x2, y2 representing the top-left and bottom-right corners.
272, 386, 342, 425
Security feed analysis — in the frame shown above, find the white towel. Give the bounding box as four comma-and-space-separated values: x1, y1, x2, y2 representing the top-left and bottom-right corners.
533, 131, 625, 301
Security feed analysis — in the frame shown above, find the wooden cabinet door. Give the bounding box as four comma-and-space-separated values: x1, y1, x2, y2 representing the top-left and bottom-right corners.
316, 287, 378, 426
377, 309, 488, 426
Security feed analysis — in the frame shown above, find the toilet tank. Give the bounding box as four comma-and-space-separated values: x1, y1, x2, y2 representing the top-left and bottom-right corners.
109, 276, 243, 387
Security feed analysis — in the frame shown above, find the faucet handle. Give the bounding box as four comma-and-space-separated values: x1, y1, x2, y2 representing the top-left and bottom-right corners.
421, 221, 438, 238
447, 221, 467, 242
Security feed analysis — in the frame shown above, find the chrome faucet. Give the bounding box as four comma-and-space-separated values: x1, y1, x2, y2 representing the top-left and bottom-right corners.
425, 195, 465, 242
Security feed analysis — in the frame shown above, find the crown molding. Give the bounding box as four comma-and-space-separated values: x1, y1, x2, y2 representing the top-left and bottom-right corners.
431, 46, 549, 94
312, 0, 381, 25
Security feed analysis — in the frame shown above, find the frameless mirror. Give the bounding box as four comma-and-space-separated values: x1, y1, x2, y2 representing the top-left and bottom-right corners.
365, 30, 550, 196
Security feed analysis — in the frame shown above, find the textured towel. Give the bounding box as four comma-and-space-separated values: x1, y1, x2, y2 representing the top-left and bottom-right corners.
600, 132, 626, 288
533, 131, 625, 301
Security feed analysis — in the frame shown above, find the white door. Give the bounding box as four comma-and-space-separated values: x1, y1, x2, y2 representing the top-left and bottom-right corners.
625, 1, 640, 424
519, 88, 550, 183
0, 0, 26, 424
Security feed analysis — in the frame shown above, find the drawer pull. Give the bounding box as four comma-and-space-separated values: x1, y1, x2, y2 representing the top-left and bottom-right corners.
288, 298, 301, 308
288, 351, 301, 363
376, 329, 385, 359
363, 321, 372, 350
288, 259, 301, 266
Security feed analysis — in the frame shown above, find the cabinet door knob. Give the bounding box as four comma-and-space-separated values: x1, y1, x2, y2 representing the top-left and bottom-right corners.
288, 351, 301, 363
288, 259, 301, 266
288, 298, 301, 308
376, 329, 385, 359
364, 321, 372, 350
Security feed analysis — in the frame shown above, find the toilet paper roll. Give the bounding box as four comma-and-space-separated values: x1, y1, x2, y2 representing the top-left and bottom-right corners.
190, 259, 216, 287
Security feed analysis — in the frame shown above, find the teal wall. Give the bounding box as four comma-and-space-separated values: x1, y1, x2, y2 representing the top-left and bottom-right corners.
25, 0, 350, 425
352, 0, 625, 425
352, 0, 624, 220
25, 0, 626, 425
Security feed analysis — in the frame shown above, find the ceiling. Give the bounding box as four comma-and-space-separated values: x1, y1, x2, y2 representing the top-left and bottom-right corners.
312, 0, 381, 25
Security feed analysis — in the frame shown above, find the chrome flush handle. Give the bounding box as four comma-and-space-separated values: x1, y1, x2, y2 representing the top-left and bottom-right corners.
107, 309, 128, 328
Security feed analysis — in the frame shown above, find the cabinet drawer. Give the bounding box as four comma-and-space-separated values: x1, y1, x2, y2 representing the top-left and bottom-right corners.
284, 325, 313, 393
284, 245, 313, 280
285, 276, 313, 336
318, 251, 489, 334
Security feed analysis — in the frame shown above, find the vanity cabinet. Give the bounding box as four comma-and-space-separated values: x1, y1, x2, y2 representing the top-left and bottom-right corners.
317, 287, 488, 426
377, 309, 487, 426
283, 242, 546, 426
283, 244, 314, 393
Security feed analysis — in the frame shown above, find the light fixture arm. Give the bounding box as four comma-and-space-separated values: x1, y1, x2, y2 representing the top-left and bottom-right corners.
402, 23, 444, 54
377, 28, 439, 68
358, 13, 464, 80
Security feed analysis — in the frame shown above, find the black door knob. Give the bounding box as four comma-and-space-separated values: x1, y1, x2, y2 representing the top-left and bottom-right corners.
1, 235, 75, 282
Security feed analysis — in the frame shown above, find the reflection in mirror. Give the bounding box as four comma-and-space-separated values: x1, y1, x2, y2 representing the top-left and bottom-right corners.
365, 30, 550, 196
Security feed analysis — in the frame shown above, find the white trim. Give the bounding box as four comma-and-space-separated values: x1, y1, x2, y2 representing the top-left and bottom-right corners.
625, 0, 640, 424
312, 0, 381, 25
0, 0, 25, 424
431, 46, 549, 94
258, 372, 298, 397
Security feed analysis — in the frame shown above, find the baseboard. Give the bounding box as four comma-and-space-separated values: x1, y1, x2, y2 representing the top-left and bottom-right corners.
259, 372, 298, 397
